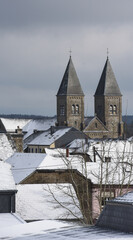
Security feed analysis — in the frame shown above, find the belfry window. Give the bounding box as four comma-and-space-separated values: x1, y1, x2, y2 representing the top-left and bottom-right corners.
109, 105, 113, 115
76, 105, 79, 114
60, 105, 65, 115
72, 105, 75, 114
113, 105, 117, 114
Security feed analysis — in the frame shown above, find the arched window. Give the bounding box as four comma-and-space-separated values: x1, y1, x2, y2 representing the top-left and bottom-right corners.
75, 105, 79, 114
113, 105, 117, 114
60, 105, 65, 115
109, 105, 113, 115
72, 105, 75, 114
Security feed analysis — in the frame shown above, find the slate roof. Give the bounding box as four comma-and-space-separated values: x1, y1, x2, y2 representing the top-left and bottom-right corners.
95, 57, 122, 96
6, 153, 46, 184
57, 56, 84, 96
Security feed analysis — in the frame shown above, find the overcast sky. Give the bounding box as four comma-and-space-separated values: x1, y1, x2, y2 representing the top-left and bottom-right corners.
0, 0, 133, 116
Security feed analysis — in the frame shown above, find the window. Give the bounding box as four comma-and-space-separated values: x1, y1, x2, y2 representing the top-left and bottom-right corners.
101, 191, 115, 208
72, 105, 75, 114
95, 123, 97, 128
109, 105, 113, 114
60, 105, 65, 116
105, 157, 111, 162
32, 148, 34, 153
35, 148, 37, 153
75, 105, 79, 114
113, 105, 117, 114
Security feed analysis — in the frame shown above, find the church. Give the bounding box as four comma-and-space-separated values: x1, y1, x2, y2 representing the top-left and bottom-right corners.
56, 55, 124, 139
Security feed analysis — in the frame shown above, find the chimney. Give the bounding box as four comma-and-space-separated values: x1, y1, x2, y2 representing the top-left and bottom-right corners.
50, 126, 55, 135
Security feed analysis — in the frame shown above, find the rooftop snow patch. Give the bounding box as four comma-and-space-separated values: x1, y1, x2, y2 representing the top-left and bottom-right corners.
6, 153, 46, 184
16, 184, 82, 221
0, 213, 25, 228
0, 133, 14, 161
29, 127, 71, 146
112, 191, 133, 204
1, 118, 30, 132
23, 118, 56, 139
0, 161, 16, 190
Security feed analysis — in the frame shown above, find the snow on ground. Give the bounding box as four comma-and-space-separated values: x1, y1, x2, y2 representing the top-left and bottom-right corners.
1, 118, 30, 132
16, 184, 82, 221
0, 133, 14, 161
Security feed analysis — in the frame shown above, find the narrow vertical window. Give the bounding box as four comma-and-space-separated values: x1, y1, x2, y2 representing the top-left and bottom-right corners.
76, 105, 79, 114
109, 105, 113, 114
72, 105, 75, 114
113, 105, 117, 114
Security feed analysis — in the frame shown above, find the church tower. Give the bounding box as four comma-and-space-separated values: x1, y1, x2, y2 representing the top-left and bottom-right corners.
56, 56, 84, 130
94, 57, 123, 138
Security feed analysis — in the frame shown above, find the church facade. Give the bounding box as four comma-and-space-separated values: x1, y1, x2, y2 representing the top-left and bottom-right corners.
56, 56, 124, 139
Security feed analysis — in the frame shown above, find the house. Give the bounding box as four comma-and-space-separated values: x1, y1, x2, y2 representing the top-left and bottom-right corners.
96, 191, 133, 233
7, 139, 133, 223
0, 161, 17, 213
6, 151, 83, 222
24, 126, 88, 153
0, 118, 30, 152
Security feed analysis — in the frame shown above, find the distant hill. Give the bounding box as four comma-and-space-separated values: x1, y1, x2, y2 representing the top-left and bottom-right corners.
0, 114, 56, 120
0, 114, 132, 124
122, 115, 133, 124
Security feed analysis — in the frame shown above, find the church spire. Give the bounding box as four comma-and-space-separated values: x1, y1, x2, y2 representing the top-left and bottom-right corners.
57, 56, 84, 96
95, 58, 122, 96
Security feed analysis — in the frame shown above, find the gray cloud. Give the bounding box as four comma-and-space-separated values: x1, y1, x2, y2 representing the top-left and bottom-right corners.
1, 0, 133, 30
0, 0, 133, 116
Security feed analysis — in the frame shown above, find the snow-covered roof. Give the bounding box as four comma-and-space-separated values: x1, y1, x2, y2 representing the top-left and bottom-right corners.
0, 213, 25, 228
0, 161, 16, 190
28, 128, 71, 146
6, 153, 46, 184
23, 118, 56, 139
0, 133, 14, 161
0, 219, 74, 239
86, 139, 133, 162
112, 191, 133, 204
17, 184, 82, 221
1, 118, 30, 132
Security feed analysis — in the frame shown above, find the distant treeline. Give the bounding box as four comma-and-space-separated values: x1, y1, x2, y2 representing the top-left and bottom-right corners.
0, 114, 56, 120
0, 114, 132, 123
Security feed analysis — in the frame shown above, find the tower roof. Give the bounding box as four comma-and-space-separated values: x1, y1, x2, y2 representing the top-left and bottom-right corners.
95, 58, 122, 96
57, 56, 84, 96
